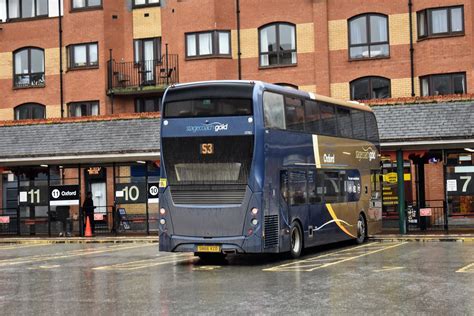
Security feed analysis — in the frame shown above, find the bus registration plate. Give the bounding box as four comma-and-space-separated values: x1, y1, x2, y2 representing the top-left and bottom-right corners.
196, 245, 221, 253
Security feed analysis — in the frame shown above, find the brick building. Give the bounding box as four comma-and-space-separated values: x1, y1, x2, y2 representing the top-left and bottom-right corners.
0, 0, 472, 235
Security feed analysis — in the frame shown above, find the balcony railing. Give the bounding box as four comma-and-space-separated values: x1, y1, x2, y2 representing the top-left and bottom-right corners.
107, 54, 179, 94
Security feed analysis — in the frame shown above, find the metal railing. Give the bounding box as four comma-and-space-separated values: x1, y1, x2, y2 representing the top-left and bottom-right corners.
0, 206, 158, 236
108, 54, 179, 91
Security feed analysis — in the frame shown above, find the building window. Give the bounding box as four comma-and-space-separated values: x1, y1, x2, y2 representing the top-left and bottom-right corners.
14, 103, 45, 120
132, 0, 159, 8
71, 0, 102, 10
68, 101, 99, 117
185, 30, 231, 58
13, 47, 45, 88
6, 0, 48, 20
350, 76, 391, 100
418, 6, 464, 39
68, 43, 98, 69
420, 73, 466, 96
348, 14, 389, 60
259, 23, 296, 67
134, 37, 160, 63
135, 97, 161, 113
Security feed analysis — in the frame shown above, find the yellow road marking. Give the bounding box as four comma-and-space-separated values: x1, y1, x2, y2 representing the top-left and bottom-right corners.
93, 253, 194, 271
456, 263, 474, 273
373, 266, 405, 273
0, 244, 50, 251
0, 244, 153, 267
264, 242, 407, 272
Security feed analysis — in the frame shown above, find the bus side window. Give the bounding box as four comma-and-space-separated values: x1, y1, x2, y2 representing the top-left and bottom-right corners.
304, 100, 320, 134
365, 112, 379, 143
371, 169, 381, 199
280, 170, 289, 202
323, 171, 340, 203
288, 170, 307, 206
263, 92, 286, 129
319, 102, 337, 136
285, 96, 305, 131
308, 169, 323, 204
337, 107, 353, 138
351, 109, 367, 140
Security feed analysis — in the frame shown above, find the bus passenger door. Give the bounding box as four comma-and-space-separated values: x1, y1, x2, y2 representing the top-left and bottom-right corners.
307, 170, 331, 246
281, 170, 309, 246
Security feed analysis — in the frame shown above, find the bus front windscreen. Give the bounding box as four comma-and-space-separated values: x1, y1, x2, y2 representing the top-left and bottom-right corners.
164, 98, 252, 118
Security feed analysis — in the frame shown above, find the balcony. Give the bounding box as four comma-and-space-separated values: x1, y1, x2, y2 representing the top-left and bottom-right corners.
107, 54, 179, 96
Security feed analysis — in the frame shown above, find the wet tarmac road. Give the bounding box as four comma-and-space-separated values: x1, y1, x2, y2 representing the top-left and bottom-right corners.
0, 241, 473, 315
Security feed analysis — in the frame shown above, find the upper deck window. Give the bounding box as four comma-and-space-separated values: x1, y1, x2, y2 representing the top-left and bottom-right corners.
164, 98, 252, 118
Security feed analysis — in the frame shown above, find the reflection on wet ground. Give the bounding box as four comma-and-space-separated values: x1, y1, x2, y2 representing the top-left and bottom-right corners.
0, 241, 473, 314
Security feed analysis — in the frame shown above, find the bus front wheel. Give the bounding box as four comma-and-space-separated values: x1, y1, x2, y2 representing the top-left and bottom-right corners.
356, 214, 367, 244
290, 222, 303, 259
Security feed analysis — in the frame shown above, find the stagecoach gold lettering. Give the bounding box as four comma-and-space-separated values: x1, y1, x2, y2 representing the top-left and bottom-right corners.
355, 147, 376, 161
201, 143, 214, 155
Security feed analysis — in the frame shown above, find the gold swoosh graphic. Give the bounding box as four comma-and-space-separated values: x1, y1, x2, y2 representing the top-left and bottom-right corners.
326, 203, 356, 238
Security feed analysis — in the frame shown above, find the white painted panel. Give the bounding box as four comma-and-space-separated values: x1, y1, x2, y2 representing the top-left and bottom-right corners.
48, 0, 64, 17
0, 0, 7, 22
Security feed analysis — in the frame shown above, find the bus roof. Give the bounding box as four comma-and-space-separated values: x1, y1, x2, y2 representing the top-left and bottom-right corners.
167, 80, 373, 113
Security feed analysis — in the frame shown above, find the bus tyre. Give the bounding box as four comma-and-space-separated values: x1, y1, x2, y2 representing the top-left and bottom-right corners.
290, 222, 303, 259
356, 214, 367, 244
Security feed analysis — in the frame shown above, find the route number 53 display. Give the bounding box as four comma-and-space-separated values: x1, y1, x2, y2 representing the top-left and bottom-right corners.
201, 143, 214, 155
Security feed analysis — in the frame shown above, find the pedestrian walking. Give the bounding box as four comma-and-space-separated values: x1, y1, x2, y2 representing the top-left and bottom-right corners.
83, 192, 96, 235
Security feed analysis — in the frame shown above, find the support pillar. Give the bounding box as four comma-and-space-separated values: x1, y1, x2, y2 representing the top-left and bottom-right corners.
397, 149, 407, 234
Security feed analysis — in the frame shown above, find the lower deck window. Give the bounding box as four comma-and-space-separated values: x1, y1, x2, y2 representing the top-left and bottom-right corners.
281, 169, 361, 205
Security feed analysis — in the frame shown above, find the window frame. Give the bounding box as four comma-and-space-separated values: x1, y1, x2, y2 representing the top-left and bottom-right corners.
133, 37, 161, 64
71, 0, 103, 12
420, 72, 467, 96
350, 76, 391, 100
258, 22, 297, 68
132, 0, 160, 9
417, 6, 465, 40
6, 0, 49, 21
67, 42, 99, 70
67, 100, 99, 117
14, 103, 46, 120
13, 47, 45, 89
135, 97, 161, 113
348, 13, 390, 60
185, 30, 232, 59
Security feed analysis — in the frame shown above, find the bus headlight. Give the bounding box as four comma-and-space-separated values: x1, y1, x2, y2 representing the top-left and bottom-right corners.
251, 208, 258, 215
251, 218, 258, 226
160, 219, 166, 225
160, 208, 166, 215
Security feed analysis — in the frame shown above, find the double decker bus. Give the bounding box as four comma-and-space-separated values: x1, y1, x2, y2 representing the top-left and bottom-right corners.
159, 81, 382, 259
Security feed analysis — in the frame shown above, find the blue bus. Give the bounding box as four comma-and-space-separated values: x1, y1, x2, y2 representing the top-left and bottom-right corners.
159, 81, 382, 259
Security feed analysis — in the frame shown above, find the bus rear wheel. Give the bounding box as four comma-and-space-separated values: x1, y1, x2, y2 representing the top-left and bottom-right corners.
356, 214, 367, 244
290, 222, 303, 259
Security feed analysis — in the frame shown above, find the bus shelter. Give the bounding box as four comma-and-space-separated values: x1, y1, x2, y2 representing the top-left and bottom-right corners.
0, 115, 162, 237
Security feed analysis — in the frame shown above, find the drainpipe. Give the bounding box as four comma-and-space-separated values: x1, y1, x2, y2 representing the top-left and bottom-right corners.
236, 0, 242, 80
58, 0, 64, 117
408, 0, 415, 96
